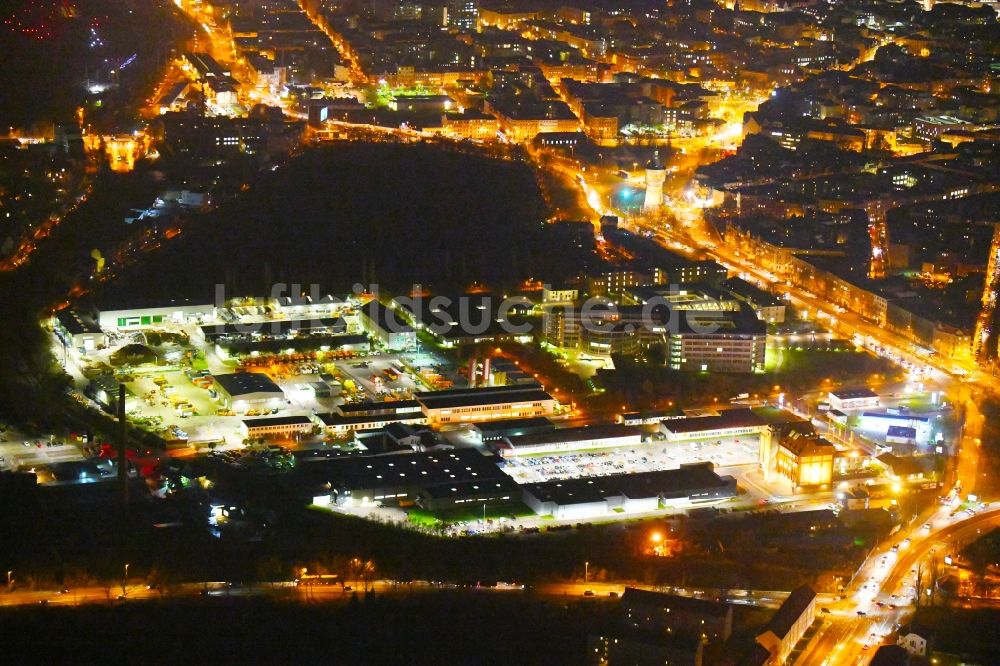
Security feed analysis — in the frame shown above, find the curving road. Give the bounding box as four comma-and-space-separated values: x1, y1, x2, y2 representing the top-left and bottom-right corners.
797, 505, 1000, 665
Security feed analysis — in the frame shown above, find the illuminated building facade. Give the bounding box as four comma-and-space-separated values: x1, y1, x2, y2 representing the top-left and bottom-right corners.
446, 0, 478, 31
774, 434, 835, 488
973, 223, 1000, 362
643, 151, 666, 211
865, 198, 890, 280
414, 385, 556, 425
441, 110, 499, 140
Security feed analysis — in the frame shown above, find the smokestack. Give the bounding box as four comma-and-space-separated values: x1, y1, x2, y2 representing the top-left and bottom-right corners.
117, 384, 129, 507
468, 355, 477, 388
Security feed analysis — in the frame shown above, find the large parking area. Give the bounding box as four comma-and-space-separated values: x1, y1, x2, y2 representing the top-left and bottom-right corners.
0, 426, 85, 473
501, 436, 760, 484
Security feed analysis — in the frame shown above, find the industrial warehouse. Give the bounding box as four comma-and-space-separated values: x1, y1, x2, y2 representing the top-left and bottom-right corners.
520, 463, 737, 520
302, 448, 519, 510
299, 447, 737, 519
490, 424, 644, 457
658, 408, 768, 442
213, 372, 287, 412
414, 384, 557, 425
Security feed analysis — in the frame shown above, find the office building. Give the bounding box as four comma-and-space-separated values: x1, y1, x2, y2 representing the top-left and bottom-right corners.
660, 307, 767, 373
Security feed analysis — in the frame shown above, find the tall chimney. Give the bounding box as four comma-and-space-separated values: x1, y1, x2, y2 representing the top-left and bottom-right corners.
117, 384, 129, 507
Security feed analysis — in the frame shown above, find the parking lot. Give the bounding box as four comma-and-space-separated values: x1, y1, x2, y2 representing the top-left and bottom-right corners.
501, 436, 760, 484
0, 427, 85, 473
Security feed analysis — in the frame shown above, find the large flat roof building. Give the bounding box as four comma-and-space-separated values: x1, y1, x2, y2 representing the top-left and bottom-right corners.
54, 309, 106, 353
722, 276, 786, 324
492, 424, 643, 457
301, 448, 517, 508
470, 417, 556, 442
359, 301, 416, 351
317, 411, 429, 436
97, 299, 217, 330
659, 408, 768, 442
395, 294, 535, 348
827, 388, 880, 411
415, 384, 556, 425
336, 399, 423, 418
213, 372, 285, 412
520, 463, 736, 519
242, 415, 314, 439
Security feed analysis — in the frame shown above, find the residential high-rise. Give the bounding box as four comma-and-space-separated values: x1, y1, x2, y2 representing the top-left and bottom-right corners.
447, 0, 478, 31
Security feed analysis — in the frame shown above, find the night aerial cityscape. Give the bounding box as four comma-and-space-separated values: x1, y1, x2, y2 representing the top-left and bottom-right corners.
1, 0, 1000, 664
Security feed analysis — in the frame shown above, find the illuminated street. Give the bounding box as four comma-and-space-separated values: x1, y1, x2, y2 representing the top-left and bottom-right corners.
1, 0, 999, 662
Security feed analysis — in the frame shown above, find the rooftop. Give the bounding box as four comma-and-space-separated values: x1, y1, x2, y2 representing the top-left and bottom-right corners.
876, 453, 926, 477
500, 424, 642, 450
297, 448, 514, 493
830, 388, 879, 400
337, 399, 423, 416
360, 300, 413, 334
781, 433, 836, 457
56, 309, 102, 336
317, 412, 426, 427
521, 463, 734, 504
201, 317, 346, 341
721, 276, 784, 307
214, 372, 283, 397
661, 408, 767, 435
472, 417, 555, 436
863, 412, 929, 423
242, 415, 313, 428
898, 621, 932, 640
415, 385, 552, 411
762, 585, 816, 640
